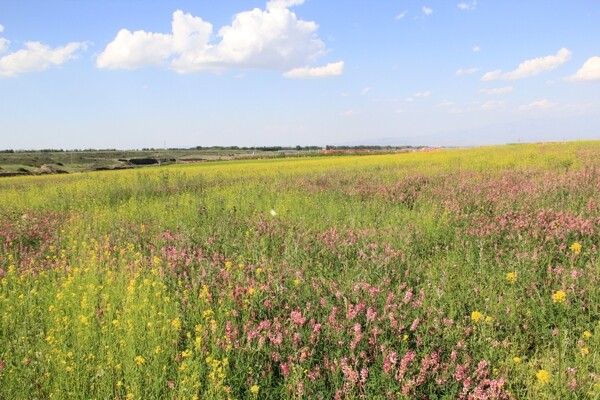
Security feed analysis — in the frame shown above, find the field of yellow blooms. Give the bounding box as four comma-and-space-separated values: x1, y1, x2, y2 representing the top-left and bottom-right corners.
1, 141, 599, 399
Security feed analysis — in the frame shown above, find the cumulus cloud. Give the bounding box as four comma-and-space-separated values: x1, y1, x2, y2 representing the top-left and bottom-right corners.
97, 3, 340, 77
519, 99, 555, 111
422, 6, 433, 15
482, 48, 571, 81
457, 1, 477, 10
283, 61, 344, 78
480, 86, 513, 95
0, 31, 88, 78
566, 56, 600, 81
456, 67, 478, 76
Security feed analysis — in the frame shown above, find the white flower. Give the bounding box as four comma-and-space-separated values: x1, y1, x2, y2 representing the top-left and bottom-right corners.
270, 209, 277, 216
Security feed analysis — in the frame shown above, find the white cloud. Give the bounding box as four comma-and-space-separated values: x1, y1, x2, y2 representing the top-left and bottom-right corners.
340, 109, 354, 116
98, 3, 339, 77
472, 45, 480, 52
480, 100, 506, 110
0, 40, 88, 78
266, 0, 305, 9
395, 11, 408, 20
405, 91, 430, 102
566, 56, 600, 81
456, 67, 478, 76
438, 100, 455, 107
482, 48, 571, 81
480, 86, 513, 95
0, 24, 7, 53
0, 38, 9, 53
283, 61, 344, 78
457, 1, 477, 10
360, 86, 371, 95
519, 99, 555, 111
422, 6, 433, 15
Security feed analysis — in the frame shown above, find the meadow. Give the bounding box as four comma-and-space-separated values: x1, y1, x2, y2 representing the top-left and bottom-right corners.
0, 141, 599, 399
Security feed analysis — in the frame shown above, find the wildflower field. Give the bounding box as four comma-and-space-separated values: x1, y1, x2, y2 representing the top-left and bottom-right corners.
1, 141, 599, 399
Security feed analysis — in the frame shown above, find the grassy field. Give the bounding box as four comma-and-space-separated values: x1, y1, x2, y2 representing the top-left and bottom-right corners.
1, 141, 599, 399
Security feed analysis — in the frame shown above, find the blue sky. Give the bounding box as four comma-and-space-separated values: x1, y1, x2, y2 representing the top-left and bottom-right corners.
1, 0, 599, 149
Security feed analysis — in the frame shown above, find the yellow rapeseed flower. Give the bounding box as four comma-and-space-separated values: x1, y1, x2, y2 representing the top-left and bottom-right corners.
471, 311, 483, 323
536, 369, 550, 384
171, 318, 182, 330
506, 272, 517, 283
570, 242, 582, 254
134, 356, 145, 366
552, 290, 566, 304
250, 385, 260, 394
580, 347, 590, 356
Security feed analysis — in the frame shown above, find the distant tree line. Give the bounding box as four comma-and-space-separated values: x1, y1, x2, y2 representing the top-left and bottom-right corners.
0, 148, 119, 153
324, 145, 414, 150
1, 145, 416, 153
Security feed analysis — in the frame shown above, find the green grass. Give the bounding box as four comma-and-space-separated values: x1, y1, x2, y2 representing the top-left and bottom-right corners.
1, 140, 599, 399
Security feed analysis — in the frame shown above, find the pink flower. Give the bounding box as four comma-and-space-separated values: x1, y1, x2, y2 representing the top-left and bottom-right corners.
290, 310, 306, 326
410, 318, 420, 331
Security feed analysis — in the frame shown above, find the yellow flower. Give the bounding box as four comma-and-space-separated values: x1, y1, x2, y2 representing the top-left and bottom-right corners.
134, 356, 145, 366
512, 357, 522, 364
126, 394, 135, 400
485, 316, 493, 324
250, 385, 260, 395
256, 267, 263, 275
570, 242, 582, 254
248, 288, 256, 296
471, 311, 483, 323
506, 272, 517, 283
225, 261, 233, 269
536, 369, 550, 384
583, 331, 592, 339
552, 290, 566, 304
171, 318, 182, 330
580, 347, 590, 356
